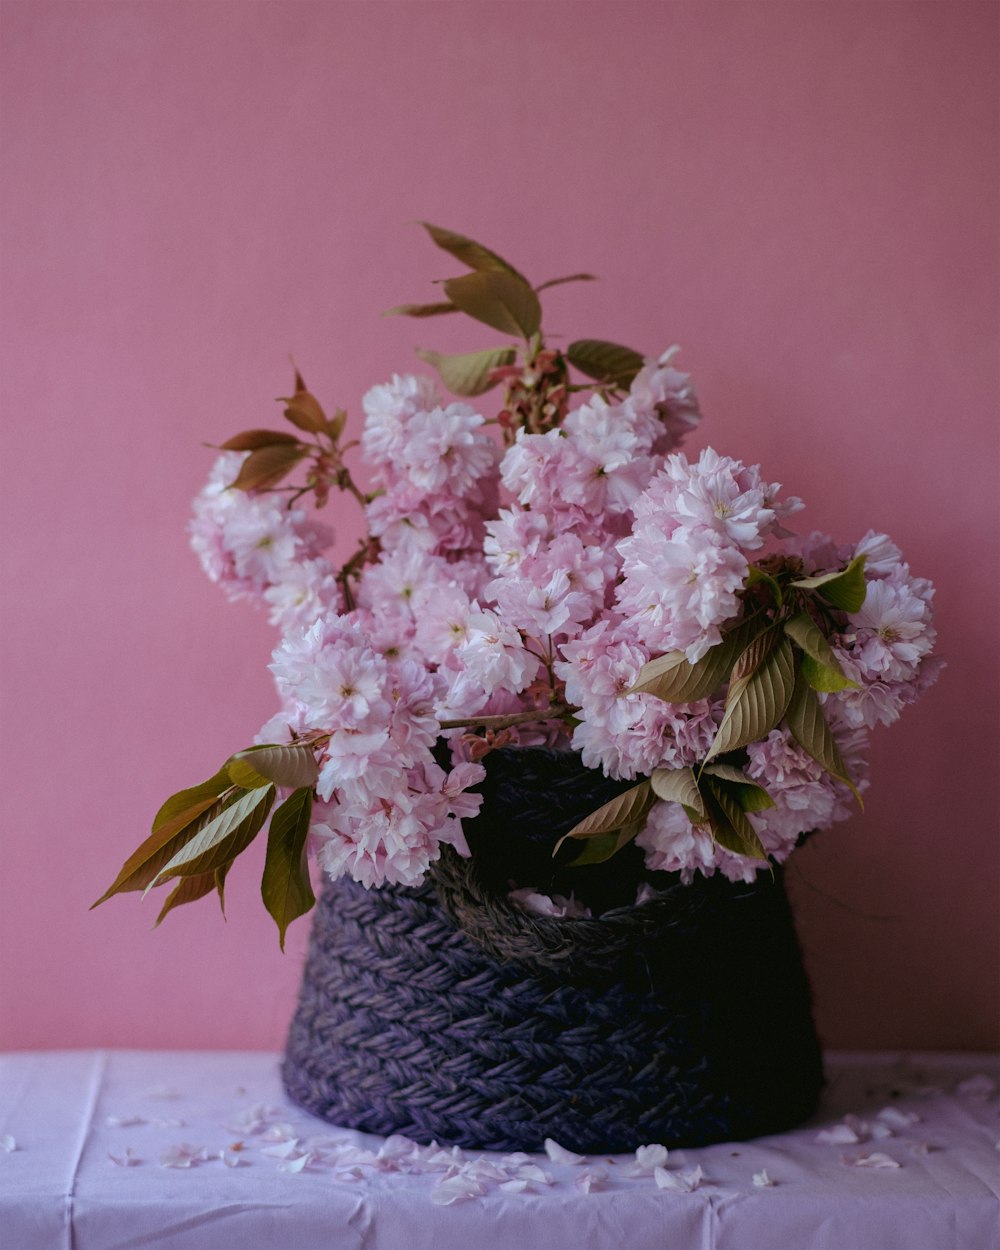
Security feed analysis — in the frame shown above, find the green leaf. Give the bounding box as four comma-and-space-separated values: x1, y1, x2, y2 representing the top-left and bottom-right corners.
650, 767, 705, 818
746, 565, 783, 606
784, 613, 858, 692
799, 652, 858, 693
566, 339, 645, 388
631, 621, 756, 703
154, 863, 230, 927
534, 273, 597, 293
703, 779, 768, 860
261, 788, 315, 950
785, 668, 863, 806
706, 637, 797, 761
92, 786, 240, 906
792, 555, 868, 614
229, 744, 319, 791
701, 764, 775, 813
415, 346, 516, 397
226, 758, 272, 789
228, 443, 308, 492
566, 824, 638, 867
784, 613, 845, 668
555, 780, 654, 851
151, 767, 235, 834
382, 301, 459, 319
147, 786, 275, 890
442, 270, 542, 340
417, 222, 524, 277
219, 429, 303, 452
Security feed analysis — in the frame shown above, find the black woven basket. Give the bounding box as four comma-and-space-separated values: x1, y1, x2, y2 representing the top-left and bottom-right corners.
282, 749, 824, 1153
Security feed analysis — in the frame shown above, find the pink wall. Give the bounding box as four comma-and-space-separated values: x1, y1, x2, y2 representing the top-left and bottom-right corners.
2, 1, 996, 1054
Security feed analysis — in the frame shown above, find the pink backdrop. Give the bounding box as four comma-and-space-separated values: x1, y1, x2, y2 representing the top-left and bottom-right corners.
2, 1, 997, 1054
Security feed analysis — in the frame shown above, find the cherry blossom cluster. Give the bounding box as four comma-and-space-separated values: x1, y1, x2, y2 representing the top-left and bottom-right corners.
189, 351, 939, 894
263, 612, 483, 888
190, 452, 340, 633
361, 373, 499, 564
564, 524, 938, 884
796, 530, 941, 730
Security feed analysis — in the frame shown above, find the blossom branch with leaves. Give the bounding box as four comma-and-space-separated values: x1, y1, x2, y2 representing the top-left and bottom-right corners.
96, 224, 940, 942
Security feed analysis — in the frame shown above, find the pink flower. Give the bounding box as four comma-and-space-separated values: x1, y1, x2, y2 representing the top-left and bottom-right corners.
636, 802, 718, 883
402, 403, 496, 495
445, 610, 540, 713
624, 349, 701, 453
361, 373, 440, 467
309, 758, 483, 889
616, 525, 748, 662
845, 578, 935, 681
499, 429, 567, 509
189, 453, 335, 614
483, 507, 553, 574
486, 569, 594, 641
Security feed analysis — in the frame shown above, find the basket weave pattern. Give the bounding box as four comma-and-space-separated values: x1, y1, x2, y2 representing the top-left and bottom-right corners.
282, 840, 824, 1152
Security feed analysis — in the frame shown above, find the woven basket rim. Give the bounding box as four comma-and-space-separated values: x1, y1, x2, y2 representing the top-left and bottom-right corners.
428, 843, 786, 972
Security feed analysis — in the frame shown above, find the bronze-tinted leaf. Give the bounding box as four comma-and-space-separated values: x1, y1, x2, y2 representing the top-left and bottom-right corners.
442, 271, 542, 340
148, 786, 275, 889
415, 346, 515, 397
228, 443, 308, 491
791, 555, 868, 614
650, 766, 705, 818
281, 390, 328, 434
92, 786, 239, 906
382, 301, 459, 319
153, 862, 230, 927
534, 273, 597, 293
417, 222, 524, 278
731, 626, 779, 682
261, 788, 315, 949
566, 339, 645, 388
230, 744, 319, 790
705, 637, 797, 761
631, 621, 755, 703
213, 864, 229, 914
557, 780, 654, 847
785, 668, 863, 805
219, 429, 302, 452
326, 409, 347, 441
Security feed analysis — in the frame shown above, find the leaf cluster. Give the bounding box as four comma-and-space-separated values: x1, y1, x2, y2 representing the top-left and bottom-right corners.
384, 222, 647, 399
92, 743, 322, 948
215, 371, 346, 497
561, 556, 869, 864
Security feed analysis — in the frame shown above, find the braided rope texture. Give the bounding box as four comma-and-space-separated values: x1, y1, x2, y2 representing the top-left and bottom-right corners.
282, 753, 824, 1152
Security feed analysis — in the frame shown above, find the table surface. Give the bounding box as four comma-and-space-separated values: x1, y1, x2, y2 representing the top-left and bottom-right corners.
1, 1050, 998, 1250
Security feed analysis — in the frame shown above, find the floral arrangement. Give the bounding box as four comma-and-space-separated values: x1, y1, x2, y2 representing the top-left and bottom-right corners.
96, 225, 940, 944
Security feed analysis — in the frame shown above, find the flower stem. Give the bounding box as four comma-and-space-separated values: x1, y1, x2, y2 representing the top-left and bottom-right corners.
438, 706, 571, 732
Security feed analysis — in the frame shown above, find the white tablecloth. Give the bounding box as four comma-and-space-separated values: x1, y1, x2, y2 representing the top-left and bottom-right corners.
1, 1050, 997, 1250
